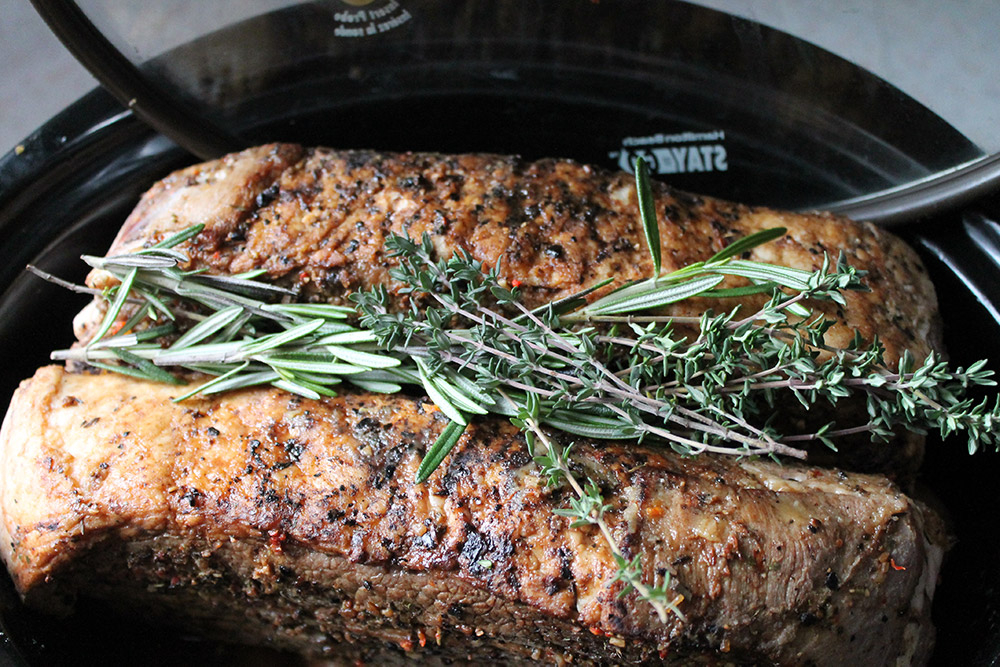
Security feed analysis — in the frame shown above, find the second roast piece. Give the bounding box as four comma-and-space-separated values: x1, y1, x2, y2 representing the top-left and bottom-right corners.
0, 367, 945, 665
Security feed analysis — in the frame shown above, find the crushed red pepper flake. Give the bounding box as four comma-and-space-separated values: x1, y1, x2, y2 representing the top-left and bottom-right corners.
268, 529, 286, 552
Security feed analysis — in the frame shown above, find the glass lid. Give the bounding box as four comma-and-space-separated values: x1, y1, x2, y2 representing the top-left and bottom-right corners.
29, 0, 1000, 223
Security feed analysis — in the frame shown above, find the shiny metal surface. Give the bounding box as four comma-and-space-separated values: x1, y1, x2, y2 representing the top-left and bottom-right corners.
823, 153, 1000, 226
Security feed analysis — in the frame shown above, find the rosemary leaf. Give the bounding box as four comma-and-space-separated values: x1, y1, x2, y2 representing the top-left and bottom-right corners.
134, 287, 176, 321
280, 370, 343, 386
190, 273, 297, 300
431, 375, 489, 415
634, 156, 661, 277
272, 378, 323, 400
416, 420, 467, 483
153, 223, 205, 248
706, 227, 787, 264
134, 247, 189, 262
87, 360, 168, 382
445, 370, 497, 407
311, 322, 362, 336
277, 372, 340, 398
324, 344, 401, 369
263, 352, 368, 375
88, 254, 178, 269
347, 379, 403, 393
232, 268, 268, 280
353, 367, 423, 385
587, 274, 724, 315
89, 267, 137, 345
544, 411, 639, 439
218, 309, 254, 341
262, 303, 356, 320
716, 260, 812, 291
170, 305, 244, 350
199, 370, 280, 395
242, 319, 325, 355
111, 348, 184, 385
415, 358, 467, 425
172, 362, 251, 402
702, 282, 778, 298
90, 323, 174, 350
317, 330, 380, 345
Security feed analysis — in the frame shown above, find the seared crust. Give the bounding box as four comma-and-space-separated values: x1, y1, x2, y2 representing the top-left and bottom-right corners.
0, 367, 944, 665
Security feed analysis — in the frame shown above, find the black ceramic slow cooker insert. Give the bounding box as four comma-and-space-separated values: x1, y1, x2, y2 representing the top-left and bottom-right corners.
2, 2, 1000, 664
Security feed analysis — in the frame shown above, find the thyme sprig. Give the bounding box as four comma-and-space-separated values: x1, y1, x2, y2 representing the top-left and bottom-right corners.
351, 228, 998, 466
32, 158, 1000, 624
511, 388, 686, 623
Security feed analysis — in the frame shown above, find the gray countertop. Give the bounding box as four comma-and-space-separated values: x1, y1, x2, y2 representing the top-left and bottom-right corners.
1, 0, 97, 154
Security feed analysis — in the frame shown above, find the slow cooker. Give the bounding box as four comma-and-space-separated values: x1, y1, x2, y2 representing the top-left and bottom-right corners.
1, 1, 999, 664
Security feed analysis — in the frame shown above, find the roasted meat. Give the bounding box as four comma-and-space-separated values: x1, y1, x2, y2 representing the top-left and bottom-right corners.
1, 146, 951, 664
0, 367, 945, 665
72, 144, 941, 480
79, 144, 939, 364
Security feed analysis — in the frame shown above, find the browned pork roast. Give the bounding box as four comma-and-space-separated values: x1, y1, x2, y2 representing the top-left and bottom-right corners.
0, 146, 950, 664
74, 144, 941, 480
1, 367, 945, 665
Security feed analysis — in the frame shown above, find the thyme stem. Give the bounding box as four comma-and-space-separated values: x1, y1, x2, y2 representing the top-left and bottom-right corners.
502, 388, 685, 623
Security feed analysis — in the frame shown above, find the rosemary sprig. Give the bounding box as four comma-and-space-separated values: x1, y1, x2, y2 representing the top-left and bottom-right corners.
31, 165, 1000, 626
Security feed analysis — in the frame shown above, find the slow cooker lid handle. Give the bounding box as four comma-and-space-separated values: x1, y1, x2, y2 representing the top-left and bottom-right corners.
825, 153, 1000, 226
30, 0, 241, 160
